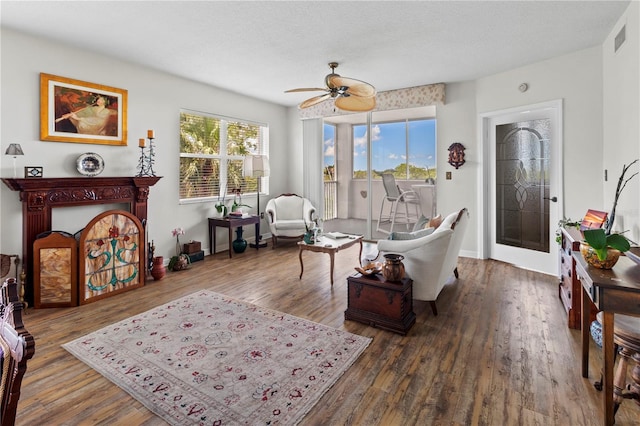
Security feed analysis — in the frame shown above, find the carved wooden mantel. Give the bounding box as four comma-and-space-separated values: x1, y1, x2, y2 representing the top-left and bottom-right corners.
2, 176, 161, 306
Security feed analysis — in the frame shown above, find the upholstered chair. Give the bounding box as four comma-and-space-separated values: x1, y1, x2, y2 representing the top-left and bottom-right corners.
377, 208, 469, 316
265, 194, 316, 248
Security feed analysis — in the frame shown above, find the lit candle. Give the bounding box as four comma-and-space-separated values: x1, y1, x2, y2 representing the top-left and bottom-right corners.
139, 138, 146, 148
147, 129, 155, 139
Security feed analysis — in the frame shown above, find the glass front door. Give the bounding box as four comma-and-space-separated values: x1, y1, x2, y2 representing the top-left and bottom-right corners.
486, 101, 562, 275
495, 119, 551, 253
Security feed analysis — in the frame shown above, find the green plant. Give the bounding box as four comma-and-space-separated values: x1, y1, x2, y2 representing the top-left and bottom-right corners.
604, 159, 638, 235
582, 228, 631, 261
231, 201, 251, 212
215, 202, 228, 216
555, 218, 580, 244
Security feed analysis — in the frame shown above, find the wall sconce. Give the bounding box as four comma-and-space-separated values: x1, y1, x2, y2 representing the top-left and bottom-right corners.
447, 143, 466, 169
5, 143, 24, 178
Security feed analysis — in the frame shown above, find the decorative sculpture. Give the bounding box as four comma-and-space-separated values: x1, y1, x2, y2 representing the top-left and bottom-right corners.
448, 142, 466, 169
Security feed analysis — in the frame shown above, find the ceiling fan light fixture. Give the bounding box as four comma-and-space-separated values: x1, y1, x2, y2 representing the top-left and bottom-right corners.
286, 62, 376, 112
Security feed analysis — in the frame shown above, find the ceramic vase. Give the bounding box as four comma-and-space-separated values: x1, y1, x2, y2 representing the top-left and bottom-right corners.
580, 243, 620, 269
382, 253, 405, 282
232, 227, 247, 253
303, 231, 314, 244
150, 256, 166, 281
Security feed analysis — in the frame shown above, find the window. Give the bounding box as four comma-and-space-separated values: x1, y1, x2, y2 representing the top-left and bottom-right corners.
323, 123, 336, 181
352, 118, 436, 181
179, 110, 268, 203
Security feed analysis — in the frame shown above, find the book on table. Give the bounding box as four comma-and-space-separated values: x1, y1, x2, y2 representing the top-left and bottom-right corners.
325, 232, 350, 239
228, 212, 250, 218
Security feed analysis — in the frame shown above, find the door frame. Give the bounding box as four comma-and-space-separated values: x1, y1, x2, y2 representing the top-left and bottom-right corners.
477, 99, 564, 274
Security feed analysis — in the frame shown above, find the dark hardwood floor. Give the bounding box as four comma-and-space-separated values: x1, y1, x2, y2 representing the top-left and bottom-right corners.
16, 242, 639, 425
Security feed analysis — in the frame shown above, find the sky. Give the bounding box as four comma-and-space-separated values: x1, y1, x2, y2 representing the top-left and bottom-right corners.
324, 119, 436, 173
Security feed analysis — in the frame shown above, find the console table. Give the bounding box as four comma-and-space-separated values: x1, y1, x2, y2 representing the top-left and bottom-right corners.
558, 227, 598, 329
2, 176, 161, 306
208, 215, 261, 258
574, 252, 640, 425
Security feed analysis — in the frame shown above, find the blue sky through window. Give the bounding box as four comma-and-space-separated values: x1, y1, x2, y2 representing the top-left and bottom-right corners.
324, 119, 436, 179
354, 119, 436, 175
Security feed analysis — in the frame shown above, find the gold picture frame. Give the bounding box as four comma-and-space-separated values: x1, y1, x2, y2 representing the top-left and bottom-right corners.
40, 73, 128, 146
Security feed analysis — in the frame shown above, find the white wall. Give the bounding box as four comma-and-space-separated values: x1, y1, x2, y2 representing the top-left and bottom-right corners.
603, 1, 640, 243
476, 45, 605, 226
0, 28, 290, 259
435, 80, 478, 257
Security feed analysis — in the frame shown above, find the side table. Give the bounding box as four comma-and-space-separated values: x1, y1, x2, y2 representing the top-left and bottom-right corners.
345, 273, 416, 335
208, 216, 261, 258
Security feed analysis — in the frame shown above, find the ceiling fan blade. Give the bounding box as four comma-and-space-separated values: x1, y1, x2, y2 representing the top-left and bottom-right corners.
328, 75, 376, 98
300, 93, 331, 109
335, 95, 377, 112
285, 87, 328, 93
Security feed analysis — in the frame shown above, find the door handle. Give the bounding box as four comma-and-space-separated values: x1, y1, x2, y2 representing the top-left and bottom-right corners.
544, 196, 558, 203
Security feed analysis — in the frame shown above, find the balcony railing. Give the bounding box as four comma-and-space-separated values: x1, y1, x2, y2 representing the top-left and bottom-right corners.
323, 180, 337, 220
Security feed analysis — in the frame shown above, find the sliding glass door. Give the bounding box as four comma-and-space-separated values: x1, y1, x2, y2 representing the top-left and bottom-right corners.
322, 106, 437, 241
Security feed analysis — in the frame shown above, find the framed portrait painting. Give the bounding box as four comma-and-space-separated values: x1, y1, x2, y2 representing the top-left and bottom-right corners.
40, 73, 128, 146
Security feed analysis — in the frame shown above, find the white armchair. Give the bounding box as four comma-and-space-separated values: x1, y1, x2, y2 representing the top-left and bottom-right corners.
265, 193, 316, 248
377, 208, 469, 316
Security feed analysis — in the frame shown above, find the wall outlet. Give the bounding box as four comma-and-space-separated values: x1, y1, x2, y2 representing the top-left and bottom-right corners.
260, 212, 264, 219
446, 171, 452, 180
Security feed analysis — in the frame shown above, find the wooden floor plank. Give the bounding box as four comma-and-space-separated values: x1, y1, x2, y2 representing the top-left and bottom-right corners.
13, 245, 640, 425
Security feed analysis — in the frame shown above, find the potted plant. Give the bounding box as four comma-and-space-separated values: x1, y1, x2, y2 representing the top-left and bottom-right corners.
214, 201, 228, 217
230, 188, 251, 213
581, 228, 630, 269
580, 159, 638, 269
214, 187, 228, 217
169, 227, 190, 271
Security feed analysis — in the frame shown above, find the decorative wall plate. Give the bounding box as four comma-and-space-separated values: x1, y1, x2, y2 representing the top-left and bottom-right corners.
76, 152, 104, 176
25, 166, 43, 178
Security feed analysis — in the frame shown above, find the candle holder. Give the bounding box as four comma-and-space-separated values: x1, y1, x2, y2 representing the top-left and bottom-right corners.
135, 135, 157, 177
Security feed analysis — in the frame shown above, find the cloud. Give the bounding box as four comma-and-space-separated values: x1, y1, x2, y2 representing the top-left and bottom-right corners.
324, 145, 335, 157
354, 125, 382, 148
371, 125, 381, 141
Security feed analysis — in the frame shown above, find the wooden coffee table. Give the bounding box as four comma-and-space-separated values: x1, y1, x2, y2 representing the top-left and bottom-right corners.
298, 234, 363, 286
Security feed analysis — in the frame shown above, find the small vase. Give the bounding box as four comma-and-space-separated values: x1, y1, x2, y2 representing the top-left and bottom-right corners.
580, 242, 621, 269
303, 231, 314, 244
382, 253, 405, 282
150, 256, 166, 281
232, 227, 247, 253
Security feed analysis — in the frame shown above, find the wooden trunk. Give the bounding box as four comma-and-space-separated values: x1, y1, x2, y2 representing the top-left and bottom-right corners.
345, 273, 415, 335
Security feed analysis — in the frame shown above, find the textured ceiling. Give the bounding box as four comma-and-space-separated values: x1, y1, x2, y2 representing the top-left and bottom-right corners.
0, 1, 630, 107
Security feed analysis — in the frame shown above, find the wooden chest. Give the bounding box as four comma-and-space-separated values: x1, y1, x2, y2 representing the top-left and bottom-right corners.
345, 273, 416, 335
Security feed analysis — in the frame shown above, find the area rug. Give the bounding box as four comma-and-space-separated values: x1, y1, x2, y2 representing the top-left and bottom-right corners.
63, 290, 371, 425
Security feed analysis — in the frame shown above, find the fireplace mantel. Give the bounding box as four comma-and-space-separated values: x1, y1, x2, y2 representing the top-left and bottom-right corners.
2, 176, 161, 306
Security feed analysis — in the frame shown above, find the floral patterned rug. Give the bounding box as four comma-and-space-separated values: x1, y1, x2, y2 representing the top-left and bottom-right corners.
63, 290, 371, 425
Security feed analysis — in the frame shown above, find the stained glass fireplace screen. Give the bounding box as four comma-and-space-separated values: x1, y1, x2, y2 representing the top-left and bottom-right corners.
78, 209, 144, 304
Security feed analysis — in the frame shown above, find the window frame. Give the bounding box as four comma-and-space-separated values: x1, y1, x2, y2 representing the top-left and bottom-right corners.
179, 108, 269, 204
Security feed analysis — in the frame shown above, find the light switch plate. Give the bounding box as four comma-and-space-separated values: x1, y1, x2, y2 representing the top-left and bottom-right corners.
446, 171, 452, 180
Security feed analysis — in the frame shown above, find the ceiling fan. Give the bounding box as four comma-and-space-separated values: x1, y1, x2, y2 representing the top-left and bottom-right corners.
286, 62, 376, 112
